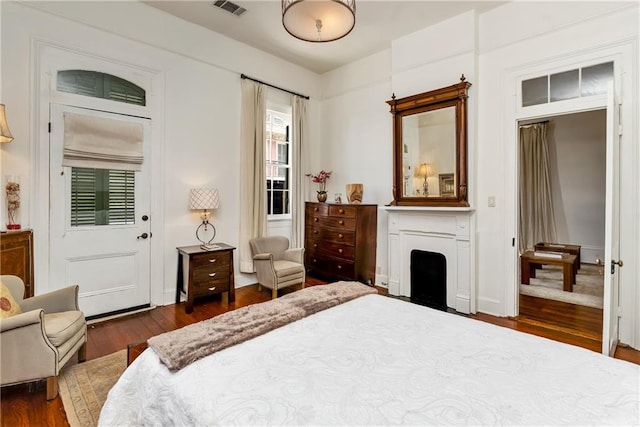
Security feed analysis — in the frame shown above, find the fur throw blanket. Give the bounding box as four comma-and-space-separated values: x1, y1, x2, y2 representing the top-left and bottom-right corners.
148, 281, 377, 371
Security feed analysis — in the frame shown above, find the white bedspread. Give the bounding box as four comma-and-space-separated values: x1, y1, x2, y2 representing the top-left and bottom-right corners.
99, 295, 640, 426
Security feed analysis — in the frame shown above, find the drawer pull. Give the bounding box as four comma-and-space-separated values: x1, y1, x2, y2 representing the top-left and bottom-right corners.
314, 230, 318, 234
338, 248, 343, 254
313, 243, 318, 248
337, 265, 342, 270
313, 259, 317, 263
339, 209, 344, 214
208, 273, 217, 277
314, 218, 319, 222
209, 259, 217, 263
339, 220, 344, 225
314, 207, 318, 211
208, 286, 216, 291
338, 233, 344, 239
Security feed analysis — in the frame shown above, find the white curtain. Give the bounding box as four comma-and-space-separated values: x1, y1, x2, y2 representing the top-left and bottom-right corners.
519, 122, 557, 252
239, 79, 267, 273
63, 112, 143, 171
290, 95, 309, 248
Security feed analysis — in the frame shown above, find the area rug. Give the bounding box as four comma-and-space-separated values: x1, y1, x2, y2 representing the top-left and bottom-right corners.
520, 263, 604, 308
58, 350, 127, 427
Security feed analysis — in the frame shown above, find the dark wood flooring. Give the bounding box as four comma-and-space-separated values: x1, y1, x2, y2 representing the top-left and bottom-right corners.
2, 279, 638, 427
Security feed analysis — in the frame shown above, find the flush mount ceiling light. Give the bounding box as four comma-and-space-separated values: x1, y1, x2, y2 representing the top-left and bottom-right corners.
282, 0, 356, 43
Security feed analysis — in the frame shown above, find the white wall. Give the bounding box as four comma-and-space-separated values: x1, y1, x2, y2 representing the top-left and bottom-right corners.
0, 1, 321, 305
547, 110, 606, 263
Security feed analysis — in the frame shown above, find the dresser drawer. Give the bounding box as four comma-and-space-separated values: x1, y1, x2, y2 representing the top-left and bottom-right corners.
307, 240, 355, 260
306, 255, 355, 279
328, 205, 356, 218
307, 226, 355, 245
309, 216, 356, 230
306, 203, 329, 216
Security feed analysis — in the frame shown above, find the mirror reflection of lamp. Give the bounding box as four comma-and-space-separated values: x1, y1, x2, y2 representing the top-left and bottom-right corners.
417, 163, 433, 196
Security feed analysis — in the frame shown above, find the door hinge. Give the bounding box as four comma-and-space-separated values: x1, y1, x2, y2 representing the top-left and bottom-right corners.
48, 122, 51, 133
512, 237, 515, 247
618, 124, 623, 136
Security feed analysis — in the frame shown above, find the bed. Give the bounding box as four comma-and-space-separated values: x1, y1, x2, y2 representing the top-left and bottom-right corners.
99, 283, 639, 426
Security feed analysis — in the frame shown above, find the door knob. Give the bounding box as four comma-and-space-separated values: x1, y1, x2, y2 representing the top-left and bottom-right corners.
141, 215, 149, 221
137, 232, 149, 240
611, 259, 624, 274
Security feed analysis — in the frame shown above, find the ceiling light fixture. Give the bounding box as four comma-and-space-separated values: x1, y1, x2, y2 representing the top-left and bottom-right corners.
282, 0, 356, 43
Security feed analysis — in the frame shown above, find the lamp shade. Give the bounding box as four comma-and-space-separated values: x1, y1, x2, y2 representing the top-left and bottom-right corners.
282, 0, 356, 43
189, 188, 219, 210
0, 104, 14, 143
417, 163, 433, 178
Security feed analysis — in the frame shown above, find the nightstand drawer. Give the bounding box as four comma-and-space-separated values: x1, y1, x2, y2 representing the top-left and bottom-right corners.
191, 251, 231, 269
192, 277, 230, 296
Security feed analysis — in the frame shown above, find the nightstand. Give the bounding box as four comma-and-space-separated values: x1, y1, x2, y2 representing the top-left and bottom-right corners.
176, 243, 236, 313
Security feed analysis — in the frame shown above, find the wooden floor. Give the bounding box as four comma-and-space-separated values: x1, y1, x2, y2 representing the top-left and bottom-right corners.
2, 279, 639, 427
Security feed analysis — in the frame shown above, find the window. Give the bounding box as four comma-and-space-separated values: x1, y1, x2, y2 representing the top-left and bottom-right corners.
265, 110, 291, 217
70, 168, 135, 226
57, 70, 146, 106
521, 61, 614, 107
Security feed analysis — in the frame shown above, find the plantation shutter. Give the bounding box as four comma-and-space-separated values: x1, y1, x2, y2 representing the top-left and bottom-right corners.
71, 168, 135, 226
63, 112, 144, 171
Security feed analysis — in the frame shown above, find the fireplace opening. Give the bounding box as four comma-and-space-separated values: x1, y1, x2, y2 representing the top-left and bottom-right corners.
410, 249, 447, 311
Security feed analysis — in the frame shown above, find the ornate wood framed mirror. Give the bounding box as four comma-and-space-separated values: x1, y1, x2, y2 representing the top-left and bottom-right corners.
387, 76, 471, 207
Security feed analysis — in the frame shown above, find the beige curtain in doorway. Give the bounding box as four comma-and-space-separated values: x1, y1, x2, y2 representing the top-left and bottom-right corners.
519, 122, 557, 252
290, 95, 309, 248
239, 79, 267, 273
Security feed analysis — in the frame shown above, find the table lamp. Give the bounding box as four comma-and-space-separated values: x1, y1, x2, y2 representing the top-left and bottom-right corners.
189, 188, 219, 250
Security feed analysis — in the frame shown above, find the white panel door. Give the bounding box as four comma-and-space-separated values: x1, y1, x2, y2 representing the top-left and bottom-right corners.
49, 104, 151, 317
602, 83, 621, 356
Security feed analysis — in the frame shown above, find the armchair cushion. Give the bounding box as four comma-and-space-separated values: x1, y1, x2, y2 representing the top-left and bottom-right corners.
274, 260, 305, 278
44, 311, 85, 346
0, 282, 22, 319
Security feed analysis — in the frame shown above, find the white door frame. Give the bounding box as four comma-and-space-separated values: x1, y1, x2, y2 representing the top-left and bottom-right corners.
503, 43, 636, 349
32, 40, 165, 307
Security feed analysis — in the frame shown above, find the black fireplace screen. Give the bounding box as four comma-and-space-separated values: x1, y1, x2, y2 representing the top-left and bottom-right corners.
410, 249, 447, 311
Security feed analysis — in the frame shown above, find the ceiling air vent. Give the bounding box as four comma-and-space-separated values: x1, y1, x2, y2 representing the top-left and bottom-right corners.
212, 0, 247, 17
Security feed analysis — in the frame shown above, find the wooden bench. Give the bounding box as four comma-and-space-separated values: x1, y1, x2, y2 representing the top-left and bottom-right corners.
534, 242, 581, 270
521, 250, 577, 292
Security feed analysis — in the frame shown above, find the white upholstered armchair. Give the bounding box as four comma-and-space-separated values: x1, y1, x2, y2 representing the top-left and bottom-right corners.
249, 236, 305, 299
0, 275, 87, 400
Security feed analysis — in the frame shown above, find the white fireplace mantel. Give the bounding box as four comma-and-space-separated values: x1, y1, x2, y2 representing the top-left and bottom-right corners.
384, 206, 475, 314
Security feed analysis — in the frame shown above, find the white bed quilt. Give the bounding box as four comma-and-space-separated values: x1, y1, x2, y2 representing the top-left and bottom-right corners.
99, 295, 639, 426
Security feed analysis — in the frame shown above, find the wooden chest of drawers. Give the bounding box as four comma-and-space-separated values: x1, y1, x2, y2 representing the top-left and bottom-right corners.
305, 202, 377, 284
176, 243, 236, 313
0, 229, 34, 298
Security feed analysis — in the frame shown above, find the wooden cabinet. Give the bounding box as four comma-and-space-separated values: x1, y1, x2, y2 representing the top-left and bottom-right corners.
0, 229, 34, 298
176, 243, 236, 313
305, 202, 377, 284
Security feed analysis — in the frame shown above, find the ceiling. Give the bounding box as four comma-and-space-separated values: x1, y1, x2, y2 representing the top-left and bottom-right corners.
144, 1, 504, 74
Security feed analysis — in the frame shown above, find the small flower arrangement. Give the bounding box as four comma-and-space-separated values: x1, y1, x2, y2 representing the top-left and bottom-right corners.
306, 170, 332, 193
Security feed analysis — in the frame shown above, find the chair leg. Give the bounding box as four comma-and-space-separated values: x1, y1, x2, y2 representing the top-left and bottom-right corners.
46, 376, 58, 400
271, 288, 278, 299
78, 341, 87, 363
257, 284, 262, 292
